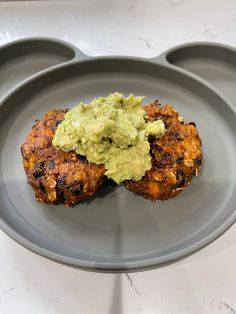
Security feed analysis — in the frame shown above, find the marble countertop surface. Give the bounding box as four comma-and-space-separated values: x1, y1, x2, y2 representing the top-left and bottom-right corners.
0, 1, 236, 313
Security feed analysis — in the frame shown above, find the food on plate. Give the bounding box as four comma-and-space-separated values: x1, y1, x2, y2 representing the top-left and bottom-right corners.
21, 109, 105, 206
21, 93, 202, 206
125, 102, 202, 199
53, 93, 165, 183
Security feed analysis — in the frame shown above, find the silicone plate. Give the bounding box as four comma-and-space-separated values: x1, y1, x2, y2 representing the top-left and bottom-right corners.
0, 38, 236, 272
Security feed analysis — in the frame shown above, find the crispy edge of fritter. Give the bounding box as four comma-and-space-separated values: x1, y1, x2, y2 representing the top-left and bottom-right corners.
21, 109, 105, 206
125, 102, 202, 200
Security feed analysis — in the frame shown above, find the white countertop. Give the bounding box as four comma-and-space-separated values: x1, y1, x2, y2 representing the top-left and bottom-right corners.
1, 1, 236, 313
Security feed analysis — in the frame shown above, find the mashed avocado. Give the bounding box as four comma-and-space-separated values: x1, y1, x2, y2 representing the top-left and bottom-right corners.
52, 93, 165, 183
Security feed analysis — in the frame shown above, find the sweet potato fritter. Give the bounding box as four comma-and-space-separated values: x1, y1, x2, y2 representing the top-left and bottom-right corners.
22, 102, 202, 205
125, 101, 202, 200
21, 109, 105, 206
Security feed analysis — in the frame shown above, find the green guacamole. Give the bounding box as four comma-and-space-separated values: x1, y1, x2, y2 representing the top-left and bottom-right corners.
52, 93, 165, 183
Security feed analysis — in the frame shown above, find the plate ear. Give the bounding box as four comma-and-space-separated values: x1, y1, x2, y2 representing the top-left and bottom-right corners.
158, 42, 236, 112
0, 37, 77, 100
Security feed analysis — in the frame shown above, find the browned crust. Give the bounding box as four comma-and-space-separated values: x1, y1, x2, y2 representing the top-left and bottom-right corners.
21, 109, 105, 206
125, 101, 202, 200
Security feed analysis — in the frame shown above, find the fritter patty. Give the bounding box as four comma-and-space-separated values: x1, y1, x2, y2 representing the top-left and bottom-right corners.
125, 101, 202, 200
21, 109, 105, 206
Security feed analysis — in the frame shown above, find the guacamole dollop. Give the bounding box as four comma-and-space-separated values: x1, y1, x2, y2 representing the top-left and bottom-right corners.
52, 93, 165, 183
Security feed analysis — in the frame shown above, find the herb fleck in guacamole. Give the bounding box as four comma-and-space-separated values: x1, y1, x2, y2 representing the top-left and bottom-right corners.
52, 93, 165, 183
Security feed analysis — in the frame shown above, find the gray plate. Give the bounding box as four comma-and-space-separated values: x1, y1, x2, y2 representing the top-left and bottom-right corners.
0, 38, 236, 272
